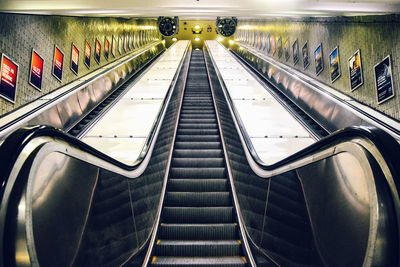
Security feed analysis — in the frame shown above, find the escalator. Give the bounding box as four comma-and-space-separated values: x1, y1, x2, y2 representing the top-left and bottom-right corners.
149, 50, 248, 266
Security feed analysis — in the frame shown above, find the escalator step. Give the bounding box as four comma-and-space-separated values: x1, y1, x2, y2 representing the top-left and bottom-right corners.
179, 118, 217, 124
163, 207, 234, 223
173, 149, 223, 158
172, 158, 224, 168
176, 135, 220, 142
155, 240, 242, 256
165, 192, 231, 207
179, 124, 217, 129
159, 223, 237, 240
177, 129, 219, 135
174, 142, 221, 149
170, 167, 226, 179
151, 256, 247, 266
168, 179, 228, 192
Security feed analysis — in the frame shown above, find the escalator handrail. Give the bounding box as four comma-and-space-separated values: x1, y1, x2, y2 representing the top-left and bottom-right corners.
0, 40, 164, 136
0, 41, 191, 204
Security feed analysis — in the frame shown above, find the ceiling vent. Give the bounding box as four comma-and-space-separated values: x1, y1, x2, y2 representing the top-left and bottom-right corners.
216, 17, 238, 37
158, 16, 179, 36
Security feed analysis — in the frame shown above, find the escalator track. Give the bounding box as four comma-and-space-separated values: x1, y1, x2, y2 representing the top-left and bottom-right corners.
149, 50, 248, 266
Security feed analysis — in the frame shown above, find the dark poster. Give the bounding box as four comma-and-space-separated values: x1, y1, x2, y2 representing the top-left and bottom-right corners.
29, 49, 44, 91
292, 39, 299, 65
95, 39, 101, 64
277, 37, 282, 58
70, 43, 79, 75
374, 55, 395, 104
314, 43, 323, 75
329, 46, 341, 83
112, 36, 117, 57
84, 41, 91, 68
348, 49, 363, 91
52, 45, 64, 82
284, 39, 290, 61
302, 42, 310, 69
0, 54, 19, 103
266, 34, 271, 53
104, 38, 109, 60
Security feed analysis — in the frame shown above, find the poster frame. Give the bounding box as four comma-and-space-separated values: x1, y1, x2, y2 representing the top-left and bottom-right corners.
374, 55, 395, 104
104, 38, 109, 60
70, 43, 79, 76
28, 48, 45, 91
292, 39, 299, 65
0, 53, 19, 104
302, 42, 310, 70
52, 45, 64, 82
84, 41, 91, 69
111, 35, 117, 58
277, 37, 282, 58
329, 46, 341, 83
95, 38, 101, 65
348, 49, 364, 92
314, 43, 324, 76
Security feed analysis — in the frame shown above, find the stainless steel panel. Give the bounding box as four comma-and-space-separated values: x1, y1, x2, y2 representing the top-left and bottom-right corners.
56, 93, 84, 130
27, 105, 63, 129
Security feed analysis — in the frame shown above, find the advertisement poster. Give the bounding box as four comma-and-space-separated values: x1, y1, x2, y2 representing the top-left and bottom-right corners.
104, 38, 109, 60
0, 54, 19, 103
284, 39, 290, 61
302, 42, 310, 69
266, 34, 271, 53
118, 36, 123, 55
52, 45, 64, 82
270, 35, 276, 55
277, 37, 282, 58
374, 55, 395, 104
124, 34, 128, 52
70, 43, 79, 75
329, 46, 341, 83
314, 43, 324, 75
84, 41, 91, 68
128, 34, 133, 50
348, 49, 363, 91
29, 49, 44, 91
112, 36, 117, 57
95, 39, 101, 64
292, 39, 299, 65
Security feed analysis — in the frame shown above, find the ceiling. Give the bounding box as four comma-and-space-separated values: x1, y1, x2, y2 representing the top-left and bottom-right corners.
1, 0, 399, 19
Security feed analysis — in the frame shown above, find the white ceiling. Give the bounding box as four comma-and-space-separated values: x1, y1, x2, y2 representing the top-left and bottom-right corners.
1, 0, 399, 19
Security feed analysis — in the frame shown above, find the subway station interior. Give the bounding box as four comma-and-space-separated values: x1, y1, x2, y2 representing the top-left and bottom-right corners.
0, 0, 400, 266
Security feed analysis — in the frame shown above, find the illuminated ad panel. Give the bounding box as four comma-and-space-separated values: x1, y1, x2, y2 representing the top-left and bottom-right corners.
52, 45, 64, 82
0, 54, 19, 103
104, 38, 109, 60
85, 41, 91, 68
95, 39, 101, 64
70, 43, 79, 75
29, 49, 45, 91
112, 35, 117, 57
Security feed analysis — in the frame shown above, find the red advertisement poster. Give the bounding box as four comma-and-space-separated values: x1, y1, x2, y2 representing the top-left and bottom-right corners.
104, 38, 109, 60
70, 43, 79, 75
29, 49, 44, 91
84, 41, 91, 68
95, 39, 101, 64
52, 45, 64, 82
0, 54, 19, 103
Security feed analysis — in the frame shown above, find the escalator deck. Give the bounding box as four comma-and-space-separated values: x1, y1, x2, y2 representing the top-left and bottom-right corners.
150, 50, 248, 266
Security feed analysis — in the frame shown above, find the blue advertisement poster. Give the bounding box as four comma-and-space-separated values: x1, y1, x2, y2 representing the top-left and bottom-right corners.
374, 55, 395, 104
348, 49, 363, 91
314, 43, 324, 75
329, 46, 340, 83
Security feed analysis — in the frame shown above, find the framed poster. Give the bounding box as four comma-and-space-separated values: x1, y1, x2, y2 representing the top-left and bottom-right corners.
95, 39, 101, 64
29, 49, 44, 91
329, 46, 341, 83
0, 54, 19, 103
104, 38, 109, 60
70, 43, 79, 75
284, 39, 290, 61
52, 45, 64, 82
292, 39, 299, 65
118, 36, 123, 55
314, 43, 324, 75
128, 33, 133, 51
266, 34, 271, 53
271, 35, 276, 55
84, 41, 91, 68
348, 49, 363, 91
302, 42, 310, 69
374, 55, 395, 104
124, 34, 128, 52
112, 35, 117, 58
277, 37, 283, 58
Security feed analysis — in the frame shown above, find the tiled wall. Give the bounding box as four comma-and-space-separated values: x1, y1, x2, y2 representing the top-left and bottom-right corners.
235, 15, 400, 121
0, 13, 161, 116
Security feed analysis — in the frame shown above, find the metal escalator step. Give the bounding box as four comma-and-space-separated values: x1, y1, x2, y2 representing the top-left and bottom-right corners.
170, 167, 226, 179
155, 240, 242, 256
180, 114, 216, 119
172, 158, 224, 168
177, 129, 218, 135
159, 223, 237, 240
174, 142, 221, 149
174, 149, 223, 158
151, 256, 247, 266
179, 118, 216, 124
176, 135, 220, 142
168, 179, 228, 192
179, 123, 218, 129
163, 207, 234, 223
165, 192, 231, 207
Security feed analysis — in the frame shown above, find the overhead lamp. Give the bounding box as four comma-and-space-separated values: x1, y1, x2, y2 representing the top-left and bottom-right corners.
229, 40, 235, 45
217, 37, 223, 42
192, 25, 203, 34
194, 37, 200, 41
172, 37, 177, 41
